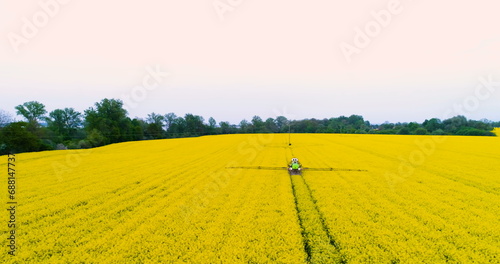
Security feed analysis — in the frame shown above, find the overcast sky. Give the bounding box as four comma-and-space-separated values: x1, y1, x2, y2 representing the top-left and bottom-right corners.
1, 0, 499, 124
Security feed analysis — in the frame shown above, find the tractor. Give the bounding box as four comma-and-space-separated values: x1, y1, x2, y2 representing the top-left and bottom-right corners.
288, 158, 302, 175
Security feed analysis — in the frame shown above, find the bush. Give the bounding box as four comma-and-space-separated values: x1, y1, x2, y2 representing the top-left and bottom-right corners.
456, 128, 495, 136
66, 141, 81, 149
39, 139, 55, 151
0, 122, 41, 154
431, 129, 446, 135
398, 127, 410, 135
414, 128, 428, 135
87, 129, 106, 147
375, 129, 398, 134
78, 140, 92, 149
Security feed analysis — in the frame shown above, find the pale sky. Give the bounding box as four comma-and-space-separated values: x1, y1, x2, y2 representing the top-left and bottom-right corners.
1, 0, 499, 124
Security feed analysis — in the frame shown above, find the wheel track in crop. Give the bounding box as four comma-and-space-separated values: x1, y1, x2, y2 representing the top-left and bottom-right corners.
286, 146, 345, 263
296, 135, 500, 262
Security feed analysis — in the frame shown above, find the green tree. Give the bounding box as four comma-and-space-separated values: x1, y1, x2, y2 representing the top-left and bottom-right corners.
431, 129, 446, 135
239, 119, 250, 133
251, 116, 265, 133
184, 114, 205, 136
414, 127, 428, 135
398, 127, 410, 135
208, 117, 217, 134
423, 118, 442, 132
442, 116, 467, 134
304, 119, 319, 133
265, 118, 278, 133
84, 99, 129, 145
219, 121, 231, 134
168, 117, 187, 137
208, 117, 217, 128
130, 118, 145, 140
15, 101, 47, 129
86, 129, 106, 147
407, 122, 420, 133
275, 116, 288, 132
147, 112, 165, 126
164, 113, 177, 131
456, 127, 495, 136
0, 122, 41, 154
467, 120, 492, 131
145, 113, 165, 139
46, 108, 82, 141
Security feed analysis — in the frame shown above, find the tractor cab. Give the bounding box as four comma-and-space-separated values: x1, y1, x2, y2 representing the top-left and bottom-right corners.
288, 158, 302, 175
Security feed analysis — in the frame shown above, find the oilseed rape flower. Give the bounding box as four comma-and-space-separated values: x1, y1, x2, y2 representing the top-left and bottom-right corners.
0, 134, 498, 263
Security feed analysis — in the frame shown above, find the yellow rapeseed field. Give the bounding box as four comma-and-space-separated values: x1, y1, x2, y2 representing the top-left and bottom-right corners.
1, 133, 499, 263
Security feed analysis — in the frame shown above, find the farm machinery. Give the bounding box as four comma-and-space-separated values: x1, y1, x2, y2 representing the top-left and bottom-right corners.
288, 158, 302, 175
227, 157, 367, 175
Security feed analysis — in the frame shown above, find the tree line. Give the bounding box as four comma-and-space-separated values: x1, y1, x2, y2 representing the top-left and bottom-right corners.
0, 98, 498, 155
